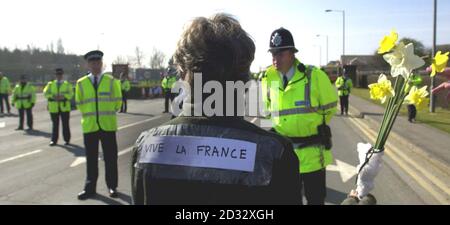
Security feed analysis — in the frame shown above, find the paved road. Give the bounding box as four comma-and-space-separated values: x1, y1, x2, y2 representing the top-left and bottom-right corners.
0, 95, 170, 204
0, 95, 435, 204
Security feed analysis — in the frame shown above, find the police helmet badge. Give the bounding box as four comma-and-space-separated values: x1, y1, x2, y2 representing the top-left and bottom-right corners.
271, 32, 282, 47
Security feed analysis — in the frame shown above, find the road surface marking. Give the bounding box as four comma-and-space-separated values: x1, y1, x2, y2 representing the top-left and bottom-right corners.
118, 115, 164, 130
0, 150, 42, 165
66, 114, 165, 145
347, 116, 450, 204
69, 115, 165, 167
69, 157, 85, 167
70, 147, 133, 167
0, 121, 5, 128
249, 116, 358, 185
118, 147, 133, 156
1, 114, 165, 167
349, 116, 450, 194
327, 159, 357, 183
249, 116, 358, 183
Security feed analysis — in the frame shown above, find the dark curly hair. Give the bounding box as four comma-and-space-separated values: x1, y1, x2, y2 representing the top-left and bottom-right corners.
174, 13, 255, 86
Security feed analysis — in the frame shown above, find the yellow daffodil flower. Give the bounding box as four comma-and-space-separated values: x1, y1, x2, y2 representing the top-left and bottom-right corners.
383, 42, 425, 79
405, 86, 429, 110
378, 30, 398, 54
368, 74, 395, 104
431, 51, 449, 77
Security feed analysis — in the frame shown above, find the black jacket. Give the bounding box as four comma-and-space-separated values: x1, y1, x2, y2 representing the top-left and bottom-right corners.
131, 116, 301, 205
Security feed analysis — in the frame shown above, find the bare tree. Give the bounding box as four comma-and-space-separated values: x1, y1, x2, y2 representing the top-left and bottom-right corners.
26, 44, 36, 54
57, 38, 65, 54
149, 48, 166, 69
134, 46, 145, 67
113, 55, 129, 64
127, 56, 135, 66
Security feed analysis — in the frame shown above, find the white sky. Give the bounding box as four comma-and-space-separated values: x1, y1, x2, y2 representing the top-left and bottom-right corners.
1, 0, 449, 72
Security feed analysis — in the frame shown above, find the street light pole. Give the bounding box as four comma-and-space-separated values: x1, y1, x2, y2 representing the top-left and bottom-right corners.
343, 10, 346, 57
317, 34, 329, 65
326, 9, 346, 58
430, 0, 437, 113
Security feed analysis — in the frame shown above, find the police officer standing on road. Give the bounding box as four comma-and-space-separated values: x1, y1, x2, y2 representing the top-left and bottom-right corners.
119, 72, 131, 113
12, 75, 36, 131
261, 28, 338, 205
161, 68, 177, 113
335, 68, 353, 116
131, 14, 301, 205
44, 68, 74, 146
0, 72, 12, 116
407, 74, 422, 123
75, 50, 122, 200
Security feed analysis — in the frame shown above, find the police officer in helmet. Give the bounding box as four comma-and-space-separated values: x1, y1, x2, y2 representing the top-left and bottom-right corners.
262, 27, 338, 205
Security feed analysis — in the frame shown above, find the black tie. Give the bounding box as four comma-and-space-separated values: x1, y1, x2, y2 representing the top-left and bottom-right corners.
93, 76, 98, 90
283, 75, 289, 89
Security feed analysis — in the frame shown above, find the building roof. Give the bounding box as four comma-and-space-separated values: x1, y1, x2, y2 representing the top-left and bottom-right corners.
341, 55, 390, 71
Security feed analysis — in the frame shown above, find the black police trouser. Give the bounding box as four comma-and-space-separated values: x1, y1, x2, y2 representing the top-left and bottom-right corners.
299, 169, 327, 205
339, 95, 349, 114
407, 104, 417, 121
121, 91, 128, 112
0, 94, 11, 113
18, 108, 33, 129
164, 90, 174, 112
50, 112, 71, 143
83, 130, 118, 192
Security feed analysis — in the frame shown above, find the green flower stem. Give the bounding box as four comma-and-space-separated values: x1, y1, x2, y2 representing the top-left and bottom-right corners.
379, 101, 401, 147
374, 76, 399, 148
375, 95, 392, 148
378, 76, 410, 149
374, 76, 403, 150
380, 87, 408, 147
377, 103, 396, 149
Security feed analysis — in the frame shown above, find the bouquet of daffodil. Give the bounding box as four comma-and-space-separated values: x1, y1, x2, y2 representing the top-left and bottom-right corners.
353, 30, 450, 200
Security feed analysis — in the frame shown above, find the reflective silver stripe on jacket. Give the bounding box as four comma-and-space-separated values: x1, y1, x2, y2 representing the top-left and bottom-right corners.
270, 65, 337, 117
76, 97, 122, 105
82, 111, 117, 117
271, 101, 337, 116
76, 77, 119, 106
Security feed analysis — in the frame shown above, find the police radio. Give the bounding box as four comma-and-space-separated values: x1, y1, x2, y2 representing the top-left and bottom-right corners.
317, 115, 332, 150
